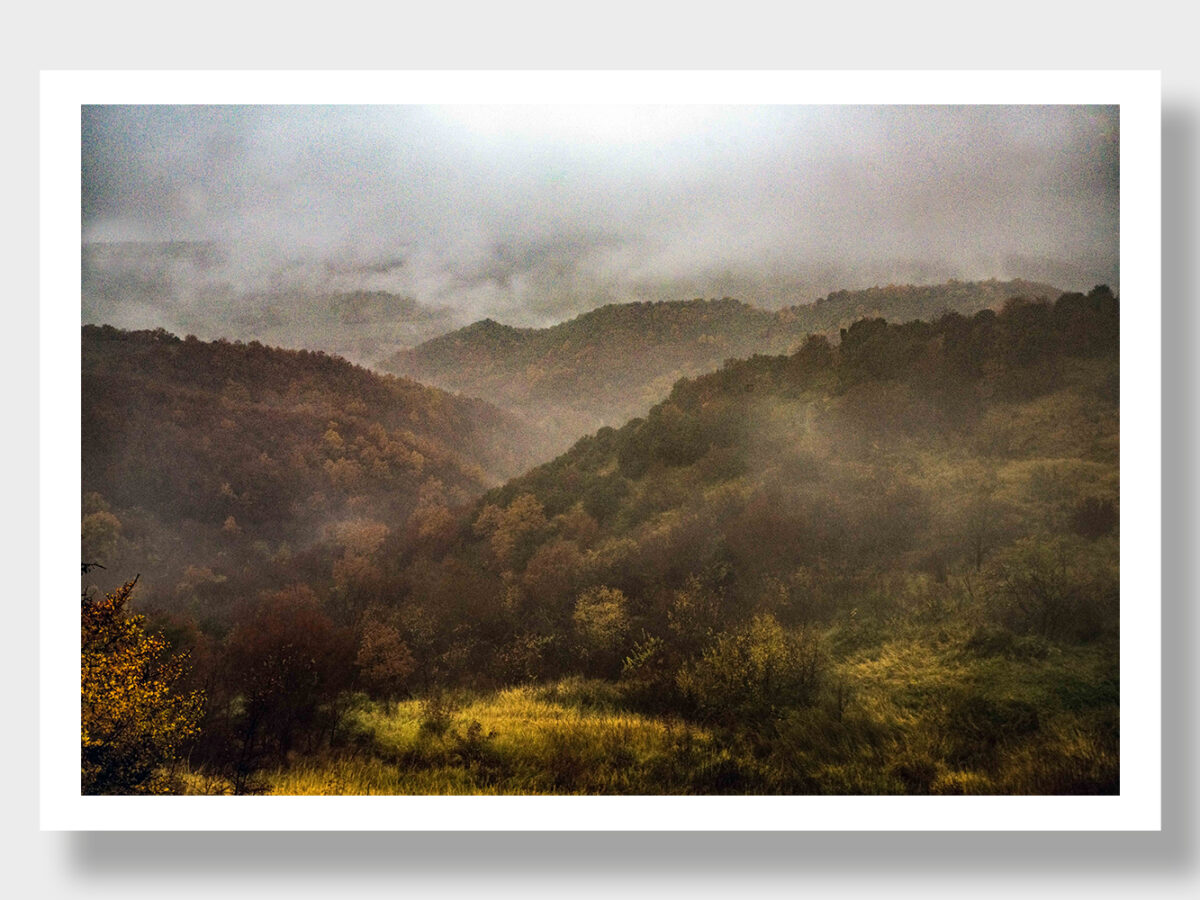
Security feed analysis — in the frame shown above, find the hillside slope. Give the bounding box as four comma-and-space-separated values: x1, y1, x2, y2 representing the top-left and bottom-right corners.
380, 279, 1061, 450
81, 325, 546, 613
418, 285, 1118, 650
140, 287, 1119, 796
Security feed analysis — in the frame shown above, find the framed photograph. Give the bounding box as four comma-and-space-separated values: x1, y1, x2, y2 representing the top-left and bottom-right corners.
43, 70, 1160, 830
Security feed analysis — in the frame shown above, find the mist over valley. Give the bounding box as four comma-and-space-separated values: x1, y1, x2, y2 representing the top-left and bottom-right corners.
79, 102, 1121, 798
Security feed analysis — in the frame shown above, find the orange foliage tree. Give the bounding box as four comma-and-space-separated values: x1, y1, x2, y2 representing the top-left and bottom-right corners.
81, 577, 203, 794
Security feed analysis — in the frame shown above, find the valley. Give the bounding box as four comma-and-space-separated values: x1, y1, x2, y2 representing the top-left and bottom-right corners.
82, 285, 1120, 796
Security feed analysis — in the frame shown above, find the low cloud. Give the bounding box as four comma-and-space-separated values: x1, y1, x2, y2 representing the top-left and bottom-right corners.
82, 104, 1119, 332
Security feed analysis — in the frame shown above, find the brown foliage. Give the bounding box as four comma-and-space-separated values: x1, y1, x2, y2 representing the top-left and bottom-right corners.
224, 586, 355, 767
356, 613, 417, 698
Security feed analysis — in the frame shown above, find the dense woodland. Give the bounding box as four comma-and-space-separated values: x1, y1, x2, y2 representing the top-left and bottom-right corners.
380, 278, 1061, 451
82, 325, 548, 621
81, 284, 1119, 796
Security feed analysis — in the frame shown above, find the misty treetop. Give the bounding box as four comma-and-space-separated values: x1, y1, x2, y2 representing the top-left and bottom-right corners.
380, 279, 1063, 453
453, 287, 1117, 620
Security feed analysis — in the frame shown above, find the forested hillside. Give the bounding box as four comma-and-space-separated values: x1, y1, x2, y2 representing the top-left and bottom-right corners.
385, 286, 1118, 690
78, 104, 1124, 801
379, 279, 1060, 450
113, 285, 1121, 796
81, 325, 546, 618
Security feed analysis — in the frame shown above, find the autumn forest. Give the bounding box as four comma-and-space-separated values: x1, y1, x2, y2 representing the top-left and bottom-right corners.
79, 103, 1120, 797
81, 281, 1119, 795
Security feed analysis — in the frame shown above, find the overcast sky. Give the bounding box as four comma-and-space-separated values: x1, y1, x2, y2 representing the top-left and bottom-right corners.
82, 104, 1119, 325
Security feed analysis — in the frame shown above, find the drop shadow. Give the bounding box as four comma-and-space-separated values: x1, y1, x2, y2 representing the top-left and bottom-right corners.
58, 102, 1196, 881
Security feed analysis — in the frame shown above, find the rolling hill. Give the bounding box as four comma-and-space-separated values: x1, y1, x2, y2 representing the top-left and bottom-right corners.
339, 287, 1119, 794
81, 325, 548, 616
379, 278, 1062, 451
91, 286, 1120, 796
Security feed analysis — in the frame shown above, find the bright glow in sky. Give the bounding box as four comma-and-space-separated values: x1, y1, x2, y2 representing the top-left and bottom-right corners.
436, 105, 721, 146
81, 104, 1119, 327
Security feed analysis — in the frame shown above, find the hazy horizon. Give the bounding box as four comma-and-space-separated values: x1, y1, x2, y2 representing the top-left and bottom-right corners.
82, 104, 1119, 342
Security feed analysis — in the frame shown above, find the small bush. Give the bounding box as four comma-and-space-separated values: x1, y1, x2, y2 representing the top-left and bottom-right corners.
418, 693, 455, 737
677, 615, 824, 724
447, 720, 505, 784
620, 632, 685, 713
983, 537, 1118, 642
493, 631, 557, 685
572, 586, 631, 677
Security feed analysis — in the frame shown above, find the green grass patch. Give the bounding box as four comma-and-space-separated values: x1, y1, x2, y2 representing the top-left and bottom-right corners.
240, 621, 1116, 796
260, 683, 733, 795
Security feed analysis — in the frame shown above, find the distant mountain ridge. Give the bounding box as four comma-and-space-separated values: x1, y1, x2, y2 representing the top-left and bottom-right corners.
379, 278, 1062, 451
82, 241, 467, 366
787, 277, 1063, 332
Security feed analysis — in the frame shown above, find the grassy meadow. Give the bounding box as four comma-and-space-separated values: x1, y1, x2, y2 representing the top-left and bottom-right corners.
179, 607, 1117, 796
